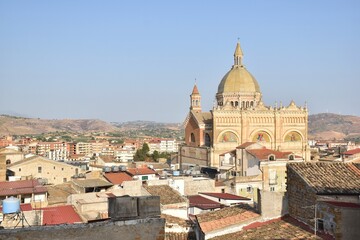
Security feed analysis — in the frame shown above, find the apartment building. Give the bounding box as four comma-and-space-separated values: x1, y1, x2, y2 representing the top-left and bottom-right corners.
76, 142, 92, 156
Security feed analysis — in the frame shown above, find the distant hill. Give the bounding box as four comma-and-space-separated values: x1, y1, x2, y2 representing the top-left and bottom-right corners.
112, 121, 183, 139
1, 113, 360, 141
0, 115, 119, 135
308, 113, 360, 140
112, 121, 181, 131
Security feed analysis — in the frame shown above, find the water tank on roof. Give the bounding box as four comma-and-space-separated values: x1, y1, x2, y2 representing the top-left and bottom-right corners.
173, 171, 180, 176
103, 166, 111, 173
2, 197, 20, 214
112, 166, 119, 172
119, 166, 127, 171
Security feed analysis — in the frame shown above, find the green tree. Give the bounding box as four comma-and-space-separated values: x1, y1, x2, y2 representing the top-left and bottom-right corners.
133, 143, 152, 162
152, 150, 160, 162
142, 143, 150, 155
134, 149, 145, 161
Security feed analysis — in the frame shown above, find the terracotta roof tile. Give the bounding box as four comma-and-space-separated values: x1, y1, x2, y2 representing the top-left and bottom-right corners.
343, 148, 360, 155
196, 205, 260, 233
0, 180, 47, 197
144, 185, 186, 205
188, 195, 222, 210
0, 203, 32, 212
288, 162, 360, 194
42, 205, 82, 225
247, 149, 298, 160
126, 167, 157, 176
200, 192, 251, 201
103, 172, 133, 185
191, 111, 213, 125
161, 214, 192, 228
211, 215, 331, 240
236, 142, 256, 149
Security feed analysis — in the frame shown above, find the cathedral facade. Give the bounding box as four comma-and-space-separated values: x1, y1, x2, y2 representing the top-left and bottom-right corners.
181, 42, 309, 169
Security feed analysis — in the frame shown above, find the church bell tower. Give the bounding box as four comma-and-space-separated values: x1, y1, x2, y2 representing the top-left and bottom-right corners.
190, 84, 201, 112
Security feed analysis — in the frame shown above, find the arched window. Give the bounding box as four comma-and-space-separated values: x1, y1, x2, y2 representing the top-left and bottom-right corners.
6, 159, 11, 165
289, 155, 294, 160
205, 133, 211, 147
269, 155, 275, 161
195, 100, 199, 106
190, 133, 195, 143
235, 101, 238, 106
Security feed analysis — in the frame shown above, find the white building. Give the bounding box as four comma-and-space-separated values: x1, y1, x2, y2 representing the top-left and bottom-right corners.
115, 146, 135, 162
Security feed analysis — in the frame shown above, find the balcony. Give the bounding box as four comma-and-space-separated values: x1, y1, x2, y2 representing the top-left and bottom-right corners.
221, 160, 234, 166
269, 178, 277, 185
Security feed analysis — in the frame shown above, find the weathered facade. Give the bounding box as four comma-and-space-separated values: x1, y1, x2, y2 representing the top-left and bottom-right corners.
317, 201, 360, 239
7, 156, 84, 185
287, 162, 360, 239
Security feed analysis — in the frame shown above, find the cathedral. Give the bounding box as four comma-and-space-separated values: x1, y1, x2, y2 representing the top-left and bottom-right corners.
181, 42, 309, 170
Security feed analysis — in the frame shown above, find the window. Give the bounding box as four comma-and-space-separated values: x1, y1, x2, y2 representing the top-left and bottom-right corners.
142, 176, 148, 181
270, 186, 275, 192
269, 170, 277, 185
63, 178, 67, 183
53, 166, 56, 170
269, 155, 275, 161
38, 166, 42, 173
62, 168, 64, 171
190, 133, 195, 143
289, 155, 294, 160
317, 219, 324, 231
247, 187, 252, 193
19, 168, 21, 172
221, 188, 225, 193
205, 133, 211, 147
6, 160, 11, 165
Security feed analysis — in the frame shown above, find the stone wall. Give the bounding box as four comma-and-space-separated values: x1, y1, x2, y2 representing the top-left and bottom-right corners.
0, 217, 165, 240
179, 146, 210, 168
287, 166, 317, 226
258, 190, 288, 219
318, 201, 360, 239
183, 177, 215, 196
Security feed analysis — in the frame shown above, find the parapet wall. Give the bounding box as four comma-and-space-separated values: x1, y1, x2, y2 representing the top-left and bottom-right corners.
0, 217, 165, 240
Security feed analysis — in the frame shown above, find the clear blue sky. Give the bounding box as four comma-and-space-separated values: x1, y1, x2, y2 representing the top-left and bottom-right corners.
1, 1, 359, 123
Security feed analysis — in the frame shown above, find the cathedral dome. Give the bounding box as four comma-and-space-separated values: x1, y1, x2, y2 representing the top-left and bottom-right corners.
217, 42, 261, 95
217, 66, 260, 93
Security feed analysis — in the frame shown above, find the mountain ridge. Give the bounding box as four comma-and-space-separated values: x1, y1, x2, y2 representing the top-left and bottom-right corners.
1, 113, 360, 141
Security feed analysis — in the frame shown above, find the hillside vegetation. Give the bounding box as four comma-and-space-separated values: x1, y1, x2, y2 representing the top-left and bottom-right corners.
308, 113, 360, 140
0, 115, 118, 135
